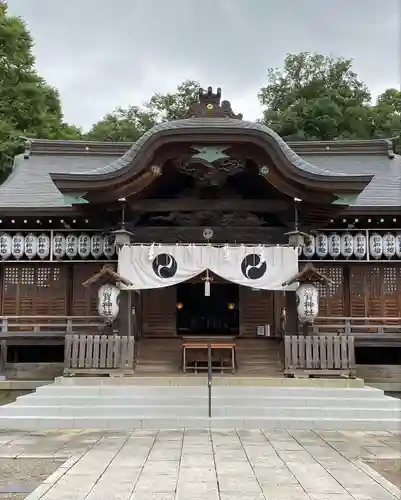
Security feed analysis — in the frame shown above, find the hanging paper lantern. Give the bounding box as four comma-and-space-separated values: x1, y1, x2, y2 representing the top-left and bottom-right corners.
315, 233, 328, 258
353, 232, 367, 259
90, 234, 103, 259
78, 233, 91, 259
103, 235, 115, 259
296, 283, 319, 323
37, 233, 50, 260
340, 232, 354, 259
302, 235, 315, 259
52, 233, 66, 260
369, 232, 383, 260
0, 233, 12, 260
97, 284, 120, 319
328, 233, 341, 258
11, 233, 25, 260
24, 233, 37, 260
395, 233, 401, 259
65, 234, 78, 259
383, 232, 396, 259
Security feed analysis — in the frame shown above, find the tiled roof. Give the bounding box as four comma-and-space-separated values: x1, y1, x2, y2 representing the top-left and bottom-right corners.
0, 119, 399, 209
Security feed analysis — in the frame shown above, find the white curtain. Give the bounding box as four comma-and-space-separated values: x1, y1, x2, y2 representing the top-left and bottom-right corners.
118, 244, 298, 291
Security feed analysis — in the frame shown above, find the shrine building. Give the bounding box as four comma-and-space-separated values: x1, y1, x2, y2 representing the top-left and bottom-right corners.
0, 87, 400, 385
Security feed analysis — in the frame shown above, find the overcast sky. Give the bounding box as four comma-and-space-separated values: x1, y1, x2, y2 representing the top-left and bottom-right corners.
7, 0, 401, 131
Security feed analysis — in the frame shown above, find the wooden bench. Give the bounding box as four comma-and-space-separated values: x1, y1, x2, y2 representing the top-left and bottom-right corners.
64, 334, 135, 377
284, 335, 355, 378
182, 341, 236, 374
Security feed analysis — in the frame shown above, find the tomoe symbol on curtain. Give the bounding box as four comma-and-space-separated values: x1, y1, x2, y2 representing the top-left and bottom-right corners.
152, 254, 178, 278
241, 254, 267, 280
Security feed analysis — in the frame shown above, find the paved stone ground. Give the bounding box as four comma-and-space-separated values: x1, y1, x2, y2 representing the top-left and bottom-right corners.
0, 429, 399, 500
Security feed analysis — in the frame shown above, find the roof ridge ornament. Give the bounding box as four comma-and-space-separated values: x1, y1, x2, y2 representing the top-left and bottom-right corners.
185, 86, 243, 120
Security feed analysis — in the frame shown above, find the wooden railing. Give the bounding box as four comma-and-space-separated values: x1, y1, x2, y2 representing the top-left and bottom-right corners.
0, 316, 105, 335
64, 334, 135, 376
312, 317, 401, 337
284, 335, 356, 378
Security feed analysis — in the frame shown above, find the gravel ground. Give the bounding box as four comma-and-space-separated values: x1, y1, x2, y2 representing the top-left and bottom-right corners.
0, 459, 62, 499
0, 392, 32, 406
365, 458, 401, 489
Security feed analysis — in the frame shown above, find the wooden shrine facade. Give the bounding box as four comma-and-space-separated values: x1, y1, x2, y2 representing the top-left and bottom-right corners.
0, 87, 400, 378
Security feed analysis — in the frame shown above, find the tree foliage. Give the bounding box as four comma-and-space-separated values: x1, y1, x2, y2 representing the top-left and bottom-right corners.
85, 80, 201, 142
147, 79, 201, 121
258, 52, 401, 143
0, 3, 81, 181
86, 106, 158, 142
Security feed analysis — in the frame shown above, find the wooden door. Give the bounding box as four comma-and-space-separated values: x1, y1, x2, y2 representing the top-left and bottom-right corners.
239, 287, 274, 336
142, 287, 177, 337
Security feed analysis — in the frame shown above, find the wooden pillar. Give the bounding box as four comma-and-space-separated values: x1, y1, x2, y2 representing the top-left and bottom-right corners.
117, 290, 130, 336
0, 340, 7, 380
285, 291, 298, 335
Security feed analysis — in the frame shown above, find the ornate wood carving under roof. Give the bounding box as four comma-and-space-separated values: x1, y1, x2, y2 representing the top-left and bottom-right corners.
146, 211, 267, 227
175, 146, 245, 187
185, 86, 243, 119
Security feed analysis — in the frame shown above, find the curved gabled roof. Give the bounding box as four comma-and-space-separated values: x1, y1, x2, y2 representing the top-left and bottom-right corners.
64, 118, 348, 178
51, 118, 373, 191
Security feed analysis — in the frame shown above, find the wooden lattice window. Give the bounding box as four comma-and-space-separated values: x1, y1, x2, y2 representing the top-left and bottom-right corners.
382, 265, 401, 317
314, 265, 345, 317
1, 265, 67, 316
349, 264, 401, 318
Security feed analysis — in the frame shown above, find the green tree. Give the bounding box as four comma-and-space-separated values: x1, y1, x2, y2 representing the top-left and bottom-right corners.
371, 89, 401, 147
86, 106, 158, 142
147, 79, 201, 121
86, 80, 201, 141
0, 2, 81, 182
258, 53, 373, 140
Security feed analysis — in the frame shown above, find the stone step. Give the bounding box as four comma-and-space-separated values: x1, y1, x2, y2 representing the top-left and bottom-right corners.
53, 376, 365, 388
0, 415, 400, 431
2, 404, 400, 419
35, 385, 383, 399
14, 395, 401, 409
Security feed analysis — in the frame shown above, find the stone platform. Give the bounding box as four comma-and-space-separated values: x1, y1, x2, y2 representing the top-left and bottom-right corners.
1, 429, 401, 500
0, 376, 400, 431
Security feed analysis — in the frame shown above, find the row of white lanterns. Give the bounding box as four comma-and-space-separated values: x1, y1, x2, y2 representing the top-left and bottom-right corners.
301, 232, 401, 260
0, 232, 116, 260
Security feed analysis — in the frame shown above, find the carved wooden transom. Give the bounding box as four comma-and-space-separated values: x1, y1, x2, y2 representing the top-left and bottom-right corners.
175, 146, 245, 187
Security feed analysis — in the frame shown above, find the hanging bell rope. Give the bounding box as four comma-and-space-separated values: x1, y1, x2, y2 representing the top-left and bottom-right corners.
202, 269, 213, 296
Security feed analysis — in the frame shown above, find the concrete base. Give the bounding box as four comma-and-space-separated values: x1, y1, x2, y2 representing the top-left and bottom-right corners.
5, 362, 63, 380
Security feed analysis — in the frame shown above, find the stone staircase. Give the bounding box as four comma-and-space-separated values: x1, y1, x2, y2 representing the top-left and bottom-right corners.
0, 376, 400, 431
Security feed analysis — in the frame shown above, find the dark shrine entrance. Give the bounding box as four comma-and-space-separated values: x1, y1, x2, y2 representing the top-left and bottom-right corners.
176, 282, 239, 336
